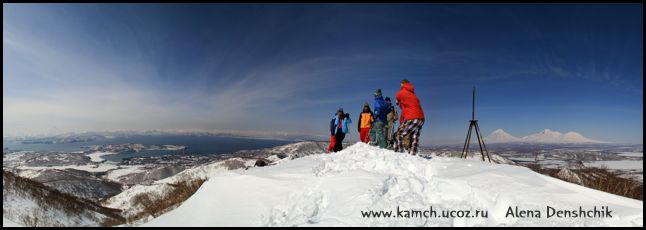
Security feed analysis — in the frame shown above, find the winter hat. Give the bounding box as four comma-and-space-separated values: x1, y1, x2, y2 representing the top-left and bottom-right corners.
374, 89, 382, 97
385, 97, 391, 102
337, 108, 344, 113
401, 79, 410, 84
363, 102, 369, 108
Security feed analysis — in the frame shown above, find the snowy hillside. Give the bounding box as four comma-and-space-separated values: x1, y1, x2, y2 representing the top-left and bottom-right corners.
486, 129, 604, 144
101, 141, 327, 224
3, 217, 22, 227
143, 143, 642, 227
2, 171, 123, 227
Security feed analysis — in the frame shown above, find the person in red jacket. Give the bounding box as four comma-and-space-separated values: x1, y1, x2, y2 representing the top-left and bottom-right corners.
394, 79, 425, 155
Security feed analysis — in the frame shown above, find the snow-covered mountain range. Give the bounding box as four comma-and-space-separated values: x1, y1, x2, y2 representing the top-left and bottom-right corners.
485, 129, 605, 144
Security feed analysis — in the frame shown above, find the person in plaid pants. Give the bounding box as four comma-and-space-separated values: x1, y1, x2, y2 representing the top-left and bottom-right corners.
394, 79, 426, 155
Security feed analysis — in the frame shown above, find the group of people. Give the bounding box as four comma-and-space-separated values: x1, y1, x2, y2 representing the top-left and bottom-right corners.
328, 79, 426, 155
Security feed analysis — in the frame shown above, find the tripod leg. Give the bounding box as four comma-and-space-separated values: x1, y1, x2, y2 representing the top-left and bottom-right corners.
474, 122, 486, 162
464, 122, 474, 159
475, 123, 492, 163
461, 122, 473, 158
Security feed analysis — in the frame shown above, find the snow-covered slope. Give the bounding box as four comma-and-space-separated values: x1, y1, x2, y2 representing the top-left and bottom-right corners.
2, 171, 123, 227
3, 217, 22, 227
426, 149, 516, 165
143, 143, 642, 227
486, 129, 604, 144
102, 141, 327, 224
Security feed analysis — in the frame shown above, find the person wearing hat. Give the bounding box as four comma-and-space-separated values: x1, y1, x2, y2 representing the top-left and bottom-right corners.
394, 79, 425, 155
384, 97, 398, 149
332, 108, 352, 152
371, 89, 391, 149
357, 102, 374, 143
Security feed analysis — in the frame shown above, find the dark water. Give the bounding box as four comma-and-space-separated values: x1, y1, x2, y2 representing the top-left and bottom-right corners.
3, 135, 294, 162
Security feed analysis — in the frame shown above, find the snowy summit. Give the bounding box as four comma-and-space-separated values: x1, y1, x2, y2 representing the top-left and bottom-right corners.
144, 143, 641, 227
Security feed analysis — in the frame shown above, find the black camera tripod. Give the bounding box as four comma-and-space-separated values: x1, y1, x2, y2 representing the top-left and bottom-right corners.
460, 87, 492, 163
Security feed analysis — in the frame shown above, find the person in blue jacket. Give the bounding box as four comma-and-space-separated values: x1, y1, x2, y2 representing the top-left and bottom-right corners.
332, 108, 352, 152
371, 89, 391, 148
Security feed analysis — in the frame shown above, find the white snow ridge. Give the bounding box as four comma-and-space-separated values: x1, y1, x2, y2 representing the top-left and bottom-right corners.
143, 143, 642, 227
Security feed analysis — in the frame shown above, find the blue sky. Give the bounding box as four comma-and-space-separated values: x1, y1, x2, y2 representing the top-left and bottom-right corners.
3, 4, 643, 144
